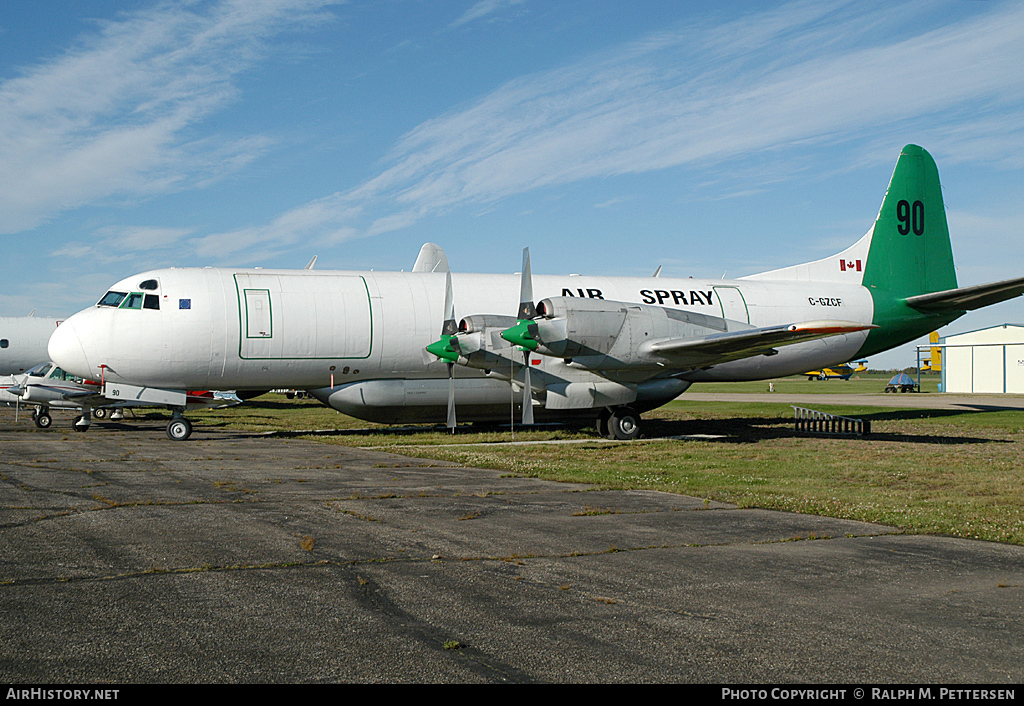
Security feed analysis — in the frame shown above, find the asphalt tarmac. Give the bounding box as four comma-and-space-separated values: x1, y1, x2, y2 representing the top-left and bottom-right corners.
1, 407, 1023, 683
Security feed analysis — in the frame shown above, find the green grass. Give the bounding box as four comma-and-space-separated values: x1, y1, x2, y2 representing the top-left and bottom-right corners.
142, 379, 1024, 545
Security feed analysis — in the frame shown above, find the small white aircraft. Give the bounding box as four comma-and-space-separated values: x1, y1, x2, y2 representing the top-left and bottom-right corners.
0, 316, 61, 375
0, 362, 241, 431
49, 145, 1024, 440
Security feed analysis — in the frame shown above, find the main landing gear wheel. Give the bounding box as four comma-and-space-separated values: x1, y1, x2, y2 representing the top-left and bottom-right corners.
166, 418, 193, 441
93, 408, 108, 420
598, 406, 642, 440
72, 416, 90, 432
33, 412, 52, 429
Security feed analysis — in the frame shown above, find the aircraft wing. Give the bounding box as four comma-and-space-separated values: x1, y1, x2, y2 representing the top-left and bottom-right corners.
905, 275, 1024, 313
640, 320, 875, 368
28, 384, 102, 401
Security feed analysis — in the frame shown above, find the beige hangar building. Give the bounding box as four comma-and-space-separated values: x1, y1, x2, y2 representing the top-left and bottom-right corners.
939, 324, 1024, 394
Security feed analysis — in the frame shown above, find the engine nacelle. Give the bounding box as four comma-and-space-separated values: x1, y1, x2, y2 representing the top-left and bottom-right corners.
533, 296, 733, 369
455, 314, 520, 371
533, 297, 627, 358
458, 314, 518, 335
455, 297, 738, 374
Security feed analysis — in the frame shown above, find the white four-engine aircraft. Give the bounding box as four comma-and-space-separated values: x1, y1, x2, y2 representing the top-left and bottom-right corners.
1, 316, 61, 375
48, 146, 1024, 440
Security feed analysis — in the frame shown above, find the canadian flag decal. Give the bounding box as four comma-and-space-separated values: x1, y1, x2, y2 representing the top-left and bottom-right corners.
839, 259, 862, 272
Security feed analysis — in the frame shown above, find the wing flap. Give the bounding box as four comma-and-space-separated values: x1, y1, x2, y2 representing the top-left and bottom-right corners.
904, 276, 1024, 313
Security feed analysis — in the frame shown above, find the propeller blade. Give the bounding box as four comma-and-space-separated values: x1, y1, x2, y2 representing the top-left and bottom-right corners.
501, 249, 540, 350
504, 247, 537, 426
446, 362, 457, 432
424, 271, 460, 431
441, 271, 457, 336
425, 271, 462, 363
517, 247, 536, 320
421, 346, 438, 366
521, 351, 534, 426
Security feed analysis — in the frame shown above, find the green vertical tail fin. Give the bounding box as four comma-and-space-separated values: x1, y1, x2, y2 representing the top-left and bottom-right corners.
861, 144, 958, 296
858, 145, 961, 356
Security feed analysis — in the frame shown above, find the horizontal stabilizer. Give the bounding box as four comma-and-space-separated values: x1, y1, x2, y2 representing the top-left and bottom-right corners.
904, 275, 1024, 313
642, 320, 875, 366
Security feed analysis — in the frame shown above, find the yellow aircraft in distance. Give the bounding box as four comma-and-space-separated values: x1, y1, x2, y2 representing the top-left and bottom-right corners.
805, 360, 868, 380
920, 331, 942, 372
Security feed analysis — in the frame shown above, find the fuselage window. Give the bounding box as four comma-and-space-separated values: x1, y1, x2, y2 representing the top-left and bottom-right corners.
0, 339, 7, 348
120, 292, 144, 309
99, 291, 127, 307
143, 294, 160, 310
139, 279, 159, 291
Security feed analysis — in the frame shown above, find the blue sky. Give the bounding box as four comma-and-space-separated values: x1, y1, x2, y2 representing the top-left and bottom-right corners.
2, 0, 1023, 369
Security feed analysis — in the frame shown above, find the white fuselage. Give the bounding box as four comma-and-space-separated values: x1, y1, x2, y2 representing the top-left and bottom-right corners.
50, 267, 872, 399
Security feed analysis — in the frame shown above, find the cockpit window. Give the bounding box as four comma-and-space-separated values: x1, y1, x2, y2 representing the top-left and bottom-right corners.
40, 365, 86, 383
139, 279, 159, 291
98, 291, 127, 307
27, 363, 51, 377
120, 292, 144, 309
98, 289, 158, 309
0, 339, 7, 349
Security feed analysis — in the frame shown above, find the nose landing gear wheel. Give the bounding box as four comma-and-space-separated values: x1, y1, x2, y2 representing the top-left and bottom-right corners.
34, 412, 52, 429
166, 418, 193, 441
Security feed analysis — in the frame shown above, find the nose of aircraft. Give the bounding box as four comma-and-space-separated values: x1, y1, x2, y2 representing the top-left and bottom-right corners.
48, 318, 92, 379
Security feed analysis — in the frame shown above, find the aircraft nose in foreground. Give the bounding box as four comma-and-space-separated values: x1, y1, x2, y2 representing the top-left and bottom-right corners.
48, 318, 92, 379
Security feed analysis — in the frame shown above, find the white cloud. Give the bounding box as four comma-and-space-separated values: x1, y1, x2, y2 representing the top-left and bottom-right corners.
191, 192, 362, 260
50, 225, 196, 265
449, 0, 525, 29
0, 0, 338, 234
213, 1, 1024, 255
